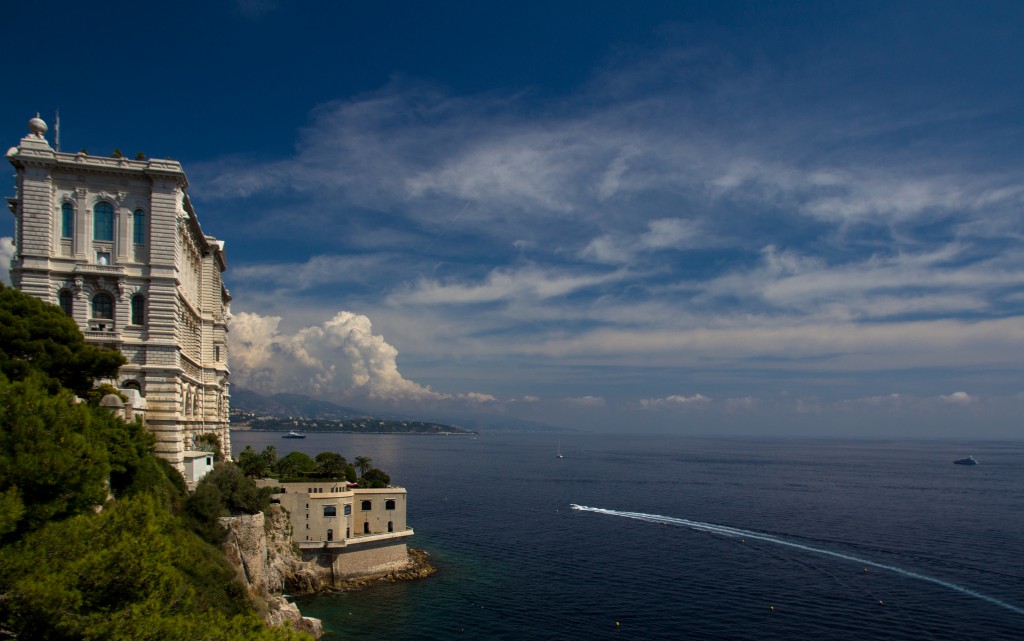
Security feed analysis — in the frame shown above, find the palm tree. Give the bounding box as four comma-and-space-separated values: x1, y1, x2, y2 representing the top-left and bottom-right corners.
354, 455, 373, 477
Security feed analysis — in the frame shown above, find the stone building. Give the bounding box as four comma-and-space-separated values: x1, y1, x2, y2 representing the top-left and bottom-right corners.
258, 479, 414, 583
5, 115, 231, 471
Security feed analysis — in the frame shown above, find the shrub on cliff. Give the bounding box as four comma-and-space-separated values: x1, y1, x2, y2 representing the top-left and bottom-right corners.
0, 286, 312, 640
185, 463, 276, 545
0, 493, 308, 641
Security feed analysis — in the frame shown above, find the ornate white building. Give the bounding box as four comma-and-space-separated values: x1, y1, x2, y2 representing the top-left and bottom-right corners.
6, 115, 231, 470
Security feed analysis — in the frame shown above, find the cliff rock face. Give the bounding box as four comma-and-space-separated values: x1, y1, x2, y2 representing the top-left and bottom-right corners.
220, 507, 324, 638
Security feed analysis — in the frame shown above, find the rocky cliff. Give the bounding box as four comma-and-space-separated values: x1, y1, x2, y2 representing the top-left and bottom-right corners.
220, 507, 325, 638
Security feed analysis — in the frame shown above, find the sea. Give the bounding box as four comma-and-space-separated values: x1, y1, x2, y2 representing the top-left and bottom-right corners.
230, 432, 1024, 640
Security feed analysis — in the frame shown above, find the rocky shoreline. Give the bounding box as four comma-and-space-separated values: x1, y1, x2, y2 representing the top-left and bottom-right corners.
220, 507, 436, 638
328, 547, 437, 591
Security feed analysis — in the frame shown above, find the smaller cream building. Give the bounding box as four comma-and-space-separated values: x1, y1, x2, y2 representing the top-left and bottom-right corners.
257, 479, 413, 583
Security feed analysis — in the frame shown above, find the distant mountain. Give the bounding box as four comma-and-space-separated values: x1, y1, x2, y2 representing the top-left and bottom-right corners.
231, 389, 367, 419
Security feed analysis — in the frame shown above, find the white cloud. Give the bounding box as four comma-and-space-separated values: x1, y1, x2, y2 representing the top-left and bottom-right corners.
565, 396, 606, 407
229, 310, 437, 401
640, 394, 711, 409
940, 391, 976, 405
0, 237, 13, 285
390, 265, 628, 306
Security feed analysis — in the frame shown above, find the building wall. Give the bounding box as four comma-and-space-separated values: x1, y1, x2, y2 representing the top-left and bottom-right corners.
259, 479, 414, 586
5, 117, 231, 470
263, 480, 409, 545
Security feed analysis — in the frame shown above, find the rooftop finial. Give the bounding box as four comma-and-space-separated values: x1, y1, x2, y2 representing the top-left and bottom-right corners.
28, 113, 48, 138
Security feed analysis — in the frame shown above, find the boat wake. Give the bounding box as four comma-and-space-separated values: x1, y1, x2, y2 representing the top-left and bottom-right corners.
569, 504, 1024, 617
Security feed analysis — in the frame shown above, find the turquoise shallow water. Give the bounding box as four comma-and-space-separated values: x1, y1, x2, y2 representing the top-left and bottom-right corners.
232, 432, 1024, 640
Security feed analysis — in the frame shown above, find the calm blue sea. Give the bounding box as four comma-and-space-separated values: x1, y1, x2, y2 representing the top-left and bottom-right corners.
231, 432, 1024, 640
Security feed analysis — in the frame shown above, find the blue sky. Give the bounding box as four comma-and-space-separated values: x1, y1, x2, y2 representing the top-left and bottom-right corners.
4, 1, 1024, 437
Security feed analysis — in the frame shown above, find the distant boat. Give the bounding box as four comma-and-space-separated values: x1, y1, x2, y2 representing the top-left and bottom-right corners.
282, 431, 306, 439
954, 456, 978, 465
557, 441, 564, 459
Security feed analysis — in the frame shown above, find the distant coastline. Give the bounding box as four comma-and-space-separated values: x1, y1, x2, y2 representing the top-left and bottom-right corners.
231, 418, 475, 435
236, 427, 474, 435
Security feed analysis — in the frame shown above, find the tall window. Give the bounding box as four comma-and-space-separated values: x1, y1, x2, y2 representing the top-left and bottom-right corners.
59, 290, 73, 317
131, 294, 145, 325
133, 209, 145, 244
92, 293, 113, 319
61, 203, 74, 238
93, 202, 114, 241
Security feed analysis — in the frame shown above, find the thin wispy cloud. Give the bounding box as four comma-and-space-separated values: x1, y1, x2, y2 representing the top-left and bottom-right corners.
166, 33, 1024, 433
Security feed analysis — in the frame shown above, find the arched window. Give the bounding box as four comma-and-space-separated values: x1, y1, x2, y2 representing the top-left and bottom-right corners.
327, 529, 334, 542
131, 294, 145, 325
58, 290, 73, 316
363, 522, 370, 534
122, 380, 142, 392
92, 293, 113, 319
93, 202, 114, 241
361, 500, 372, 511
388, 521, 394, 532
385, 499, 396, 511
133, 209, 146, 244
61, 203, 74, 238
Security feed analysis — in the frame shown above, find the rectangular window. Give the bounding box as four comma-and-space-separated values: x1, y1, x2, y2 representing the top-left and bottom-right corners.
133, 210, 145, 244
214, 346, 221, 361
343, 505, 352, 516
323, 506, 337, 517
96, 251, 110, 266
93, 205, 114, 241
61, 204, 74, 238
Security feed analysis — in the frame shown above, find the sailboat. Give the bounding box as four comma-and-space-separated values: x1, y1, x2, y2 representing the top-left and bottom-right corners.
557, 441, 564, 458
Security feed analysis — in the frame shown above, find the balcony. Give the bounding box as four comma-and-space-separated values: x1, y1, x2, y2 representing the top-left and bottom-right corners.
75, 263, 125, 276
85, 320, 120, 343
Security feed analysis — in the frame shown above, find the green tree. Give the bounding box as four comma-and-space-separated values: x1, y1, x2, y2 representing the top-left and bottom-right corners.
275, 451, 316, 478
361, 468, 391, 488
196, 432, 224, 461
0, 494, 310, 640
314, 451, 347, 478
354, 455, 373, 477
185, 463, 274, 545
236, 445, 277, 478
0, 374, 111, 539
0, 283, 125, 397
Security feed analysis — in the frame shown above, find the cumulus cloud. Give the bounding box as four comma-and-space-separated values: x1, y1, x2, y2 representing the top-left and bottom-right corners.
0, 237, 13, 285
229, 310, 437, 401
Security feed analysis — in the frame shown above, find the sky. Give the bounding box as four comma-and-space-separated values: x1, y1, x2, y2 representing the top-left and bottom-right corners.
3, 1, 1024, 437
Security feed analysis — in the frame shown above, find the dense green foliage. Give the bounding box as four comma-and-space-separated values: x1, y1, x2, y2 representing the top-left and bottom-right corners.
0, 285, 310, 640
195, 432, 225, 461
0, 283, 125, 397
184, 463, 276, 545
236, 446, 381, 486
